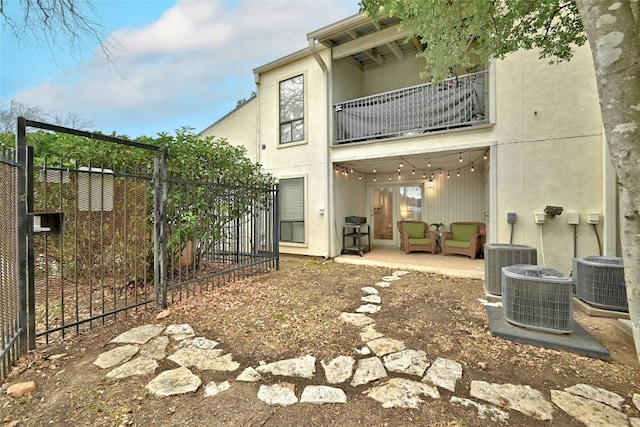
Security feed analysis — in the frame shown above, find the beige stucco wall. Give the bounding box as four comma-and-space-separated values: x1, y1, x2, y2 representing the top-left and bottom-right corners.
492, 45, 606, 274
199, 98, 258, 163
256, 50, 331, 256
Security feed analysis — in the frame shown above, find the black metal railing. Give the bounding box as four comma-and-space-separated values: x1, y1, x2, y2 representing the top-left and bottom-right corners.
334, 70, 489, 144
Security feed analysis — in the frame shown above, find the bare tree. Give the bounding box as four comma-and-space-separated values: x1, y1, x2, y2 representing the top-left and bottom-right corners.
0, 0, 116, 64
0, 100, 94, 133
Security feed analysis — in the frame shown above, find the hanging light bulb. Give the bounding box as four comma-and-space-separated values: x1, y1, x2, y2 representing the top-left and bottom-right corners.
422, 171, 426, 178
483, 152, 488, 160
373, 168, 377, 173
373, 175, 377, 182
358, 174, 362, 180
459, 153, 463, 163
457, 170, 460, 177
388, 174, 392, 181
412, 168, 416, 175
398, 171, 402, 179
471, 163, 475, 172
439, 170, 443, 176
427, 160, 431, 168
447, 172, 450, 178
350, 168, 354, 173
399, 159, 404, 168
431, 172, 435, 179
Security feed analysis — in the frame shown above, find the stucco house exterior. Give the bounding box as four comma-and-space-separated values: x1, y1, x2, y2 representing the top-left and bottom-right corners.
201, 12, 618, 275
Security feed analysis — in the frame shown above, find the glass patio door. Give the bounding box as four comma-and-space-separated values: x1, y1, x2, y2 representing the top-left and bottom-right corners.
370, 185, 423, 246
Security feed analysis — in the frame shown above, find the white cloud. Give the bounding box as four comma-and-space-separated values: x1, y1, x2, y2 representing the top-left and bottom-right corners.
8, 0, 360, 136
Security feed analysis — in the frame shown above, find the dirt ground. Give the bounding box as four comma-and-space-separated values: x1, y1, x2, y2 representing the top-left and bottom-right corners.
1, 255, 639, 426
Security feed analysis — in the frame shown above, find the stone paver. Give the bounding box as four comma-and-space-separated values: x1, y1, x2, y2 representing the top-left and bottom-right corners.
350, 356, 387, 386
257, 383, 298, 406
423, 357, 463, 392
364, 378, 440, 408
564, 383, 625, 411
367, 337, 405, 356
93, 344, 139, 369
110, 325, 166, 345
450, 396, 509, 424
85, 269, 638, 426
361, 295, 382, 304
106, 356, 158, 379
383, 349, 429, 377
256, 355, 316, 379
145, 366, 201, 397
321, 355, 355, 384
356, 303, 381, 314
300, 385, 347, 404
551, 390, 629, 427
471, 381, 554, 421
204, 381, 231, 397
340, 312, 375, 327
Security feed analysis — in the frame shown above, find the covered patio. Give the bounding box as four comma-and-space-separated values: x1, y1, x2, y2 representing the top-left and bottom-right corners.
334, 245, 484, 279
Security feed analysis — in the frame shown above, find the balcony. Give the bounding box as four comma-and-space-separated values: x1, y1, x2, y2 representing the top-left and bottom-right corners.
333, 71, 488, 145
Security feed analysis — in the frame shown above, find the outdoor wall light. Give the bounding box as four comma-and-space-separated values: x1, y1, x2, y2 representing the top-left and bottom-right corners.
544, 205, 564, 217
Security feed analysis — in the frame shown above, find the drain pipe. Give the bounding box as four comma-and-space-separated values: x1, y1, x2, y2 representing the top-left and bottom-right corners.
308, 36, 333, 257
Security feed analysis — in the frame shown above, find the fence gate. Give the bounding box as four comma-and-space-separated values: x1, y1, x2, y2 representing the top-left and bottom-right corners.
0, 144, 26, 382
1, 117, 278, 380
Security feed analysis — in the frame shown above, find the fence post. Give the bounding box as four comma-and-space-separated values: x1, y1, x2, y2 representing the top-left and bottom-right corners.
274, 184, 280, 271
153, 148, 168, 309
16, 117, 34, 351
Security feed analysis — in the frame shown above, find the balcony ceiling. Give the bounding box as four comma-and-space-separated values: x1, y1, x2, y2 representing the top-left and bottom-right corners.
334, 148, 489, 179
308, 13, 422, 68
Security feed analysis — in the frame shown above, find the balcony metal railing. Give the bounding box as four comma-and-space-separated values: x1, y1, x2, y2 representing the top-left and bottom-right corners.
333, 70, 488, 145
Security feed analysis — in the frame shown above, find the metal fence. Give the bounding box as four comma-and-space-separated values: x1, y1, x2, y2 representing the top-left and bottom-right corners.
0, 145, 26, 382
0, 118, 278, 380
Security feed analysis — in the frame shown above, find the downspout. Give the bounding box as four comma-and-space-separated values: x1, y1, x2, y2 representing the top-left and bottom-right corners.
254, 71, 261, 165
308, 36, 334, 258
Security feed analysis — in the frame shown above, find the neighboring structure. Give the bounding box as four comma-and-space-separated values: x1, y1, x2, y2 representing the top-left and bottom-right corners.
201, 12, 618, 275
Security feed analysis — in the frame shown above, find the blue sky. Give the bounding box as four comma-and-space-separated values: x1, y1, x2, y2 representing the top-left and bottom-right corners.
1, 0, 360, 138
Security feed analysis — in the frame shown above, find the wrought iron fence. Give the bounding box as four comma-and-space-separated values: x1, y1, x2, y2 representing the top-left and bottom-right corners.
0, 118, 278, 374
0, 145, 26, 382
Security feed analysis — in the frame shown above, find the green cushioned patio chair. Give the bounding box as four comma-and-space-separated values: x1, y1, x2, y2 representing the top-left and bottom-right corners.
397, 220, 437, 254
441, 222, 485, 259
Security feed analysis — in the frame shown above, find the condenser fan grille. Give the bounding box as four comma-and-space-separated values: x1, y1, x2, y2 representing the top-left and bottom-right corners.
484, 244, 537, 296
502, 265, 574, 334
574, 256, 626, 312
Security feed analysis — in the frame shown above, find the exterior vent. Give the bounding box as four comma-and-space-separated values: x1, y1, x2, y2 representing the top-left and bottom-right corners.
574, 256, 626, 312
501, 265, 574, 334
484, 244, 537, 296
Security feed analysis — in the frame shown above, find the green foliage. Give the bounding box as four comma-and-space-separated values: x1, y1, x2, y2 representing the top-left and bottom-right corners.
360, 0, 587, 82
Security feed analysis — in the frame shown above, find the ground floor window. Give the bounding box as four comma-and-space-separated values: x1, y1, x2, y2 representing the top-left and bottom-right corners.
279, 177, 304, 243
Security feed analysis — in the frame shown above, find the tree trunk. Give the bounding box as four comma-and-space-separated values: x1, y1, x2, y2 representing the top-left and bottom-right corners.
576, 0, 640, 361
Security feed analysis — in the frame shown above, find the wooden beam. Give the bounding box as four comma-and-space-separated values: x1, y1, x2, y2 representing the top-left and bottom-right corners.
332, 24, 411, 60
364, 49, 384, 66
387, 41, 404, 61
412, 36, 424, 52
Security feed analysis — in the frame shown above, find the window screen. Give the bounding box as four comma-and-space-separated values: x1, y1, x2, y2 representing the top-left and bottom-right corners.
279, 177, 304, 242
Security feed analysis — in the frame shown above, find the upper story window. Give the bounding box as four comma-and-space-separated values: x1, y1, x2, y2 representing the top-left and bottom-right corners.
279, 74, 304, 144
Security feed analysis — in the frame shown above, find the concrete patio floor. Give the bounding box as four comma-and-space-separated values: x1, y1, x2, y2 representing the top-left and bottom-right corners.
334, 245, 484, 279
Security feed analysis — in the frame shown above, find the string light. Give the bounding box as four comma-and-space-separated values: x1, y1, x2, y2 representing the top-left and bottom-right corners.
483, 152, 488, 160
373, 175, 377, 182
373, 168, 377, 173
427, 160, 431, 168
457, 170, 460, 177
471, 163, 475, 172
358, 174, 362, 180
447, 172, 450, 178
422, 171, 426, 178
388, 174, 392, 181
399, 159, 404, 168
412, 168, 416, 175
459, 153, 463, 163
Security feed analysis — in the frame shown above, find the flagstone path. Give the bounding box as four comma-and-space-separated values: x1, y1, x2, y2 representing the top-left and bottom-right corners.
92, 270, 640, 426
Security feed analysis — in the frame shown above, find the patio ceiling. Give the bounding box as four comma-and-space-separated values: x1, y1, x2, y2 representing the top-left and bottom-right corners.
308, 13, 422, 69
334, 148, 489, 179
